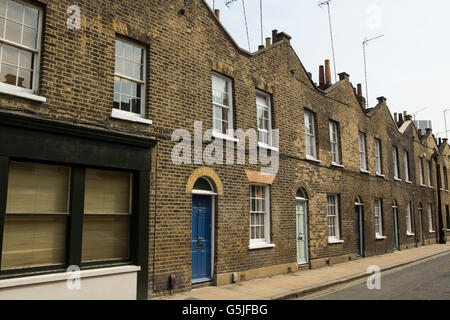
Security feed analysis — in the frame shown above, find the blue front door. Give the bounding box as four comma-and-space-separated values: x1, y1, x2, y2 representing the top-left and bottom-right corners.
192, 195, 212, 283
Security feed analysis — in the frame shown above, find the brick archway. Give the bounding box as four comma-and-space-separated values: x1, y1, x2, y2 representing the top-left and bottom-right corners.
186, 167, 224, 196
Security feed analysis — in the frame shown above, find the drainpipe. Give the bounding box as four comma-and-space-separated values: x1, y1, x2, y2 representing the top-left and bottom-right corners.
432, 151, 447, 244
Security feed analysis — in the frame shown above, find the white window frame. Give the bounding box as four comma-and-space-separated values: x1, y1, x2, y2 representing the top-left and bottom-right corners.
374, 198, 383, 237
329, 121, 340, 165
393, 147, 400, 179
427, 160, 432, 187
419, 158, 425, 186
304, 110, 317, 160
406, 201, 413, 235
114, 37, 147, 118
212, 72, 233, 137
358, 132, 367, 171
403, 150, 410, 182
0, 0, 43, 97
428, 204, 434, 233
249, 185, 273, 248
327, 195, 340, 242
374, 138, 382, 175
256, 91, 272, 146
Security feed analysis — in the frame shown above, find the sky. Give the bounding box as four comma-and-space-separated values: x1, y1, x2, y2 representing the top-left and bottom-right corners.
205, 0, 450, 139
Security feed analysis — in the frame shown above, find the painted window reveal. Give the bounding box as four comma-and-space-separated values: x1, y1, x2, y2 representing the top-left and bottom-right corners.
427, 160, 432, 187
392, 146, 399, 179
256, 92, 272, 146
406, 201, 413, 234
114, 38, 146, 116
0, 0, 42, 91
419, 157, 425, 185
358, 132, 367, 171
304, 110, 317, 159
212, 73, 233, 135
374, 198, 383, 236
374, 138, 382, 174
403, 150, 410, 182
329, 121, 340, 164
428, 204, 434, 233
250, 185, 270, 245
327, 195, 340, 241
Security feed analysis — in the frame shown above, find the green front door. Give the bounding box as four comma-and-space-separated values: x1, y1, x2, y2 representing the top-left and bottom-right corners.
393, 208, 399, 250
296, 201, 308, 265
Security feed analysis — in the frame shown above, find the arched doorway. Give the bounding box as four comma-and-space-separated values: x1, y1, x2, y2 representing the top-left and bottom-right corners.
295, 188, 309, 265
191, 177, 216, 284
355, 196, 364, 257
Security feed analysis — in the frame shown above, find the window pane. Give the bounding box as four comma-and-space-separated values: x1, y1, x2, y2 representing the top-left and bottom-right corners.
82, 215, 130, 262
123, 42, 134, 60
6, 162, 69, 214
22, 25, 37, 48
1, 215, 66, 270
7, 0, 23, 22
115, 56, 123, 74
17, 67, 31, 88
84, 169, 131, 214
5, 19, 21, 43
2, 43, 18, 65
18, 49, 32, 69
0, 62, 16, 85
24, 6, 38, 28
0, 0, 6, 16
115, 39, 123, 57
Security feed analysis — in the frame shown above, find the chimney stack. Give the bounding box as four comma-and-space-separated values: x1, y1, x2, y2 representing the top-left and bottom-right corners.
418, 129, 422, 136
325, 59, 331, 85
357, 83, 362, 96
403, 111, 407, 119
319, 65, 325, 87
272, 30, 278, 44
214, 9, 220, 20
439, 138, 442, 145
338, 72, 349, 81
258, 45, 264, 51
394, 113, 398, 123
399, 113, 403, 122
265, 37, 271, 48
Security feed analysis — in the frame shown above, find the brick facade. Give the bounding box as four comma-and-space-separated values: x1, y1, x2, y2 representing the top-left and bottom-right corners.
0, 0, 447, 299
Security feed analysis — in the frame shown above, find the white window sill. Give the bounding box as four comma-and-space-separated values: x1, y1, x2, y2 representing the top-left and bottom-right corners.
360, 169, 370, 174
405, 180, 413, 184
110, 108, 152, 125
248, 242, 276, 250
394, 177, 402, 182
0, 265, 140, 289
439, 188, 444, 191
429, 231, 435, 234
0, 84, 46, 102
406, 232, 415, 237
328, 239, 344, 244
213, 131, 239, 143
331, 162, 344, 168
258, 142, 279, 152
306, 155, 321, 163
445, 190, 449, 193
420, 184, 427, 187
429, 186, 434, 190
376, 235, 387, 240
376, 173, 385, 178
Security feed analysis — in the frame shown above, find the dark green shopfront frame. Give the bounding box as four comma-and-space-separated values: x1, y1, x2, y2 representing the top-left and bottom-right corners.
0, 110, 155, 300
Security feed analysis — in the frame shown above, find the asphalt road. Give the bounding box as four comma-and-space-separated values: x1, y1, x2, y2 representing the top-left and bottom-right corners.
307, 252, 450, 300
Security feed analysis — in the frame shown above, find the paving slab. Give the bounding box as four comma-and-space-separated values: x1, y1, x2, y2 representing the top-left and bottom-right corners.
154, 243, 450, 300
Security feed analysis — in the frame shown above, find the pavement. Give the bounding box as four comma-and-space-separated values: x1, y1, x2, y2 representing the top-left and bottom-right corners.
154, 243, 450, 300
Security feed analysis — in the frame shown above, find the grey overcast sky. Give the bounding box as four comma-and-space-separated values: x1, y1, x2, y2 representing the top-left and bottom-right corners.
206, 0, 449, 138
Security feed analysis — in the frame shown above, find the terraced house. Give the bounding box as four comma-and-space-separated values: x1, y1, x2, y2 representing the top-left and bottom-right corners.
0, 0, 447, 300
